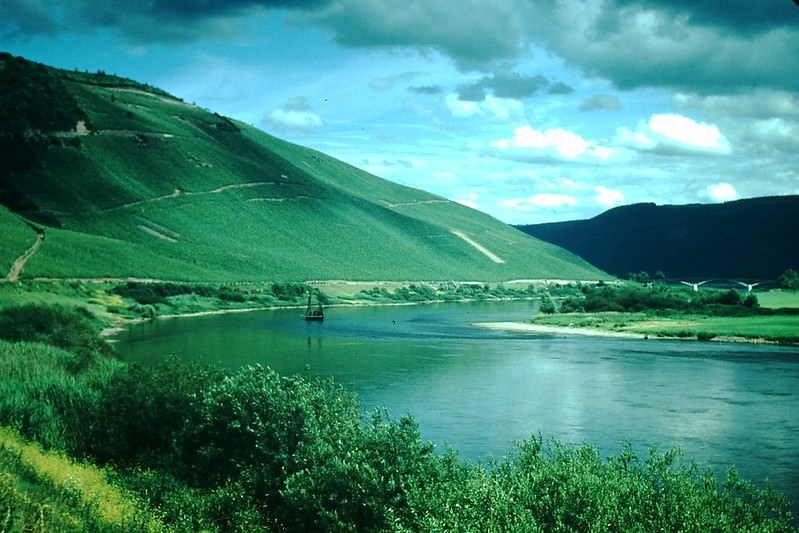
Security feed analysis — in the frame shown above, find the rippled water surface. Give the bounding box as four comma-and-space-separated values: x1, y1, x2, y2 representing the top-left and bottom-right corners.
116, 300, 799, 514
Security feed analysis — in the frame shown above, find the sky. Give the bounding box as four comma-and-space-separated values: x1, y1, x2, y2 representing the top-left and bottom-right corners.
3, 0, 799, 224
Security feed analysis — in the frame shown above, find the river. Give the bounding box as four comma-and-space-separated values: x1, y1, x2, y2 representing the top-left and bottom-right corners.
115, 300, 799, 515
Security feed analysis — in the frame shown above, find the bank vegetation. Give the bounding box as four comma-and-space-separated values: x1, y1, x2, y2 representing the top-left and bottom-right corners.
533, 283, 799, 345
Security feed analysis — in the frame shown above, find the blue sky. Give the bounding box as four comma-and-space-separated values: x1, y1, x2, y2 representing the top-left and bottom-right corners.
4, 0, 799, 223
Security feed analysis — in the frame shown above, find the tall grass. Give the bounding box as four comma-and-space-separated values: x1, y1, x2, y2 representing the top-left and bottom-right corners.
0, 340, 118, 452
0, 426, 167, 532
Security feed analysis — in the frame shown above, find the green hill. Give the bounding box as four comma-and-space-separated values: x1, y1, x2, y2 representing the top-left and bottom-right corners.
0, 53, 608, 283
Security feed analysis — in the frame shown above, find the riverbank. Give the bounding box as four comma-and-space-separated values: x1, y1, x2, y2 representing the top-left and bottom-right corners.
491, 312, 799, 346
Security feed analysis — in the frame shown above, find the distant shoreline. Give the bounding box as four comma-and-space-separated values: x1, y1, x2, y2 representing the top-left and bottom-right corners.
472, 321, 789, 346
102, 297, 520, 338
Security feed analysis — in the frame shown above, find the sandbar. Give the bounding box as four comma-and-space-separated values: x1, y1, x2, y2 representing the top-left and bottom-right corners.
473, 321, 646, 339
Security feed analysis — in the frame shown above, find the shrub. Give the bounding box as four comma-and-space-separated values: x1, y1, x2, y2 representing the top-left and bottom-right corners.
492, 439, 793, 533
270, 282, 309, 301
539, 291, 556, 314
778, 269, 799, 290
89, 358, 228, 470
0, 304, 111, 358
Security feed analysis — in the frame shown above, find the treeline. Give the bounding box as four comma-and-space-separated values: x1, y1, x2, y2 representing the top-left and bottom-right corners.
558, 284, 765, 316
0, 304, 795, 532
112, 281, 315, 317
356, 282, 540, 302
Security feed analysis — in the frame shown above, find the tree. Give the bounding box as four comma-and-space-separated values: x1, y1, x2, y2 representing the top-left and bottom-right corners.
777, 269, 799, 290
539, 291, 556, 314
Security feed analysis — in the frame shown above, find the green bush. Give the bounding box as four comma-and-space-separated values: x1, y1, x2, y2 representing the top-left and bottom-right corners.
270, 282, 310, 301
559, 284, 764, 317
0, 304, 111, 358
778, 269, 799, 290
89, 358, 228, 469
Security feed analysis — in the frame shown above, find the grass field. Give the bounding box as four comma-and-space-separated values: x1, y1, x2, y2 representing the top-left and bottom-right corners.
531, 308, 799, 344
758, 290, 799, 309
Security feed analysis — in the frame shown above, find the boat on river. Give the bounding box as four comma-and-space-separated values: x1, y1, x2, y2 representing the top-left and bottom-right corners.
304, 294, 324, 321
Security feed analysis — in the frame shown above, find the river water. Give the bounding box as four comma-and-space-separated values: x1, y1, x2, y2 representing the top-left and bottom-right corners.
115, 300, 799, 515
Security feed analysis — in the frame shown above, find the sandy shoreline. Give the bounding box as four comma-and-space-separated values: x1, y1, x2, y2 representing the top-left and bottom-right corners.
472, 322, 788, 346
473, 321, 647, 339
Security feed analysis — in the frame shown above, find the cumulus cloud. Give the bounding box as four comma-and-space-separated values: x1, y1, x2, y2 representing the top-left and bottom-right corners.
527, 0, 799, 94
487, 125, 618, 163
698, 182, 740, 203
445, 93, 524, 121
614, 113, 731, 156
499, 194, 578, 211
455, 193, 480, 209
409, 85, 444, 95
673, 90, 799, 120
8, 0, 797, 95
594, 186, 624, 207
307, 0, 527, 70
4, 0, 330, 41
746, 118, 799, 150
579, 94, 622, 112
455, 71, 569, 101
614, 0, 799, 34
263, 97, 324, 134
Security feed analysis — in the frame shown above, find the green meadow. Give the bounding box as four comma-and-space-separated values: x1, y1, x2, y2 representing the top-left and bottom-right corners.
759, 290, 799, 309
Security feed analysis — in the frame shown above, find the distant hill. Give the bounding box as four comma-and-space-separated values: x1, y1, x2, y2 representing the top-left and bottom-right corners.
0, 53, 608, 283
515, 196, 799, 281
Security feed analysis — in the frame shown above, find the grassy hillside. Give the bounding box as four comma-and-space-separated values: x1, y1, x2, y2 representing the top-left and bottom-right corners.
0, 54, 608, 283
516, 197, 799, 280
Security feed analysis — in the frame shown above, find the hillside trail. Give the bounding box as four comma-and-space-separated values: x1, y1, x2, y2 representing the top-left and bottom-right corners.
6, 229, 44, 282
99, 182, 279, 214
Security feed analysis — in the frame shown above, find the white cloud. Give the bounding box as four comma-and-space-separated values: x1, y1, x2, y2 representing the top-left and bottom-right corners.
488, 125, 618, 162
445, 93, 524, 121
455, 193, 479, 209
499, 194, 578, 210
746, 118, 799, 150
615, 113, 731, 155
698, 182, 740, 203
579, 94, 621, 112
263, 96, 324, 134
673, 91, 799, 120
594, 186, 624, 207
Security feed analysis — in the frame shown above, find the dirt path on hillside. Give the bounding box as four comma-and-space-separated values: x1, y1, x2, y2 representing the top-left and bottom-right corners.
97, 182, 279, 214
451, 230, 505, 264
381, 199, 449, 208
6, 230, 44, 282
